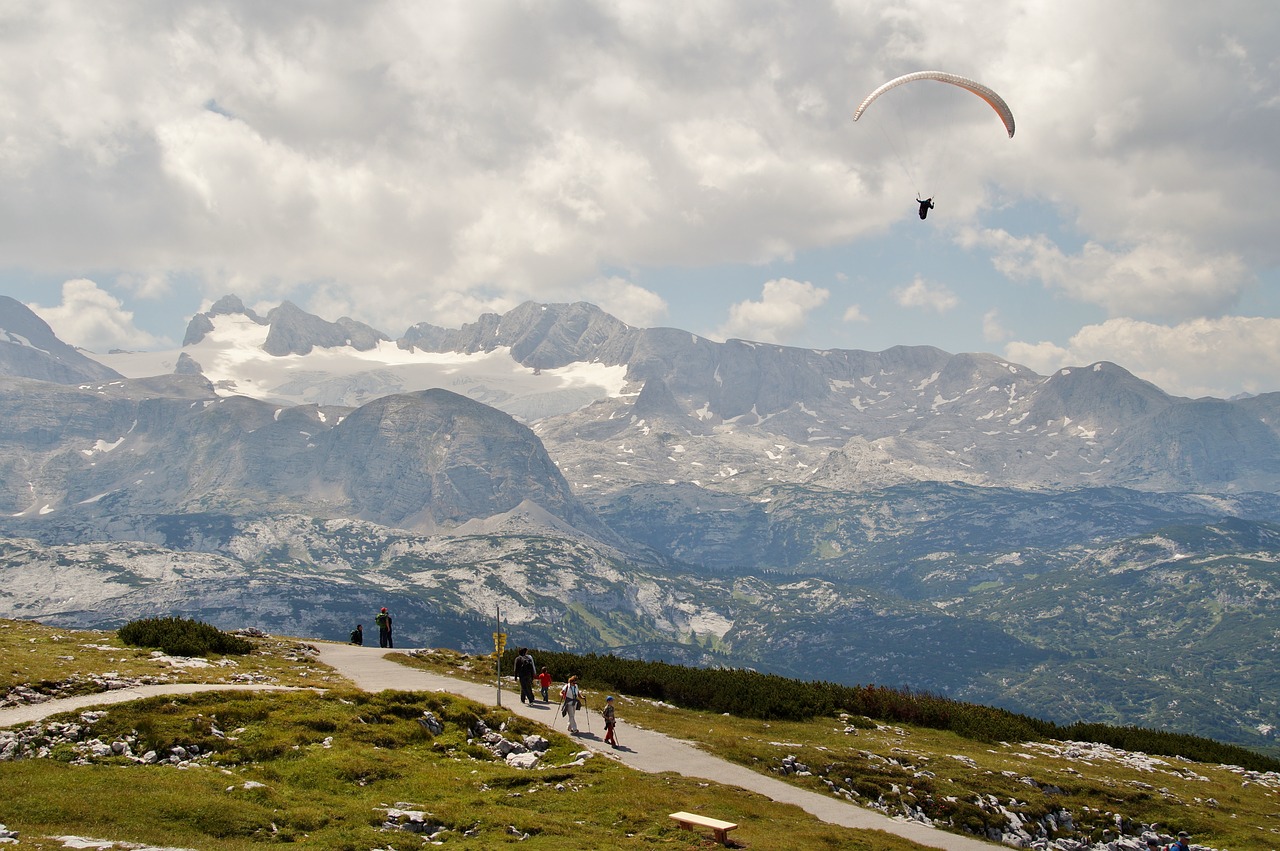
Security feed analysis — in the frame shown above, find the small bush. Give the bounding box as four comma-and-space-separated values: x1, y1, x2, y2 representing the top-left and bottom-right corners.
517, 649, 1280, 772
117, 617, 253, 657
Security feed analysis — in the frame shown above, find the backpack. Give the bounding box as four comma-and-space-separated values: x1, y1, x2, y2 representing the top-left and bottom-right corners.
349, 629, 361, 643
375, 612, 388, 628
515, 655, 533, 677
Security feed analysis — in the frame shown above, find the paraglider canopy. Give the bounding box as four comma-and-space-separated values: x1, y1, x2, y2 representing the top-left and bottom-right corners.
854, 71, 1015, 138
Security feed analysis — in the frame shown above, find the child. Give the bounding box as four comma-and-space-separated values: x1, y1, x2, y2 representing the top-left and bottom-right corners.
537, 666, 552, 702
603, 695, 619, 748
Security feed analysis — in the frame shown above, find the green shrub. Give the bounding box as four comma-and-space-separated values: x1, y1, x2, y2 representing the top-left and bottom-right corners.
117, 617, 253, 657
516, 649, 1280, 772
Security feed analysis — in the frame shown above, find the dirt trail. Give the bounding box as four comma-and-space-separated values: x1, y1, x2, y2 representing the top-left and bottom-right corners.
316, 642, 997, 850
0, 683, 308, 728
1, 643, 996, 849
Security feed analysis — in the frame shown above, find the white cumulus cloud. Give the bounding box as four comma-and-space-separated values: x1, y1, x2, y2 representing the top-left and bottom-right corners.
28, 279, 165, 352
716, 278, 829, 343
893, 276, 958, 313
963, 228, 1252, 320
590, 278, 668, 328
1005, 316, 1280, 398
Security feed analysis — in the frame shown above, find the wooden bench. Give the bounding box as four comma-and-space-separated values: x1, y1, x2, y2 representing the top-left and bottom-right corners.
669, 811, 738, 845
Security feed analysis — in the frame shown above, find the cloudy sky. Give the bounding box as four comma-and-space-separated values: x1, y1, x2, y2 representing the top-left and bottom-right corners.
2, 1, 1277, 398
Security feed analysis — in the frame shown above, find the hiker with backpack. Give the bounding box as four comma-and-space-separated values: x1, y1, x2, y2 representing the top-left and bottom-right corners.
514, 647, 537, 704
374, 607, 393, 648
349, 624, 363, 645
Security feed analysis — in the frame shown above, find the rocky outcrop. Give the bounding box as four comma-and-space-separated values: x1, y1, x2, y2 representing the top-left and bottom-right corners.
0, 375, 607, 538
182, 294, 267, 345
174, 352, 203, 375
0, 296, 122, 385
263, 301, 388, 356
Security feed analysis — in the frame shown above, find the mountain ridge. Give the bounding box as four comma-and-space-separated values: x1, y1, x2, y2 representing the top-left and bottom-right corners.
4, 294, 1280, 757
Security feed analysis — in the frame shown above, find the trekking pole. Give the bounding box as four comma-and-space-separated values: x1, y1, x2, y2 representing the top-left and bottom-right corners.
584, 702, 592, 733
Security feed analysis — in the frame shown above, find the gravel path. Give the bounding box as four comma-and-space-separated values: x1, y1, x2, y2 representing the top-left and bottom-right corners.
0, 683, 310, 728
316, 642, 997, 850
1, 644, 995, 849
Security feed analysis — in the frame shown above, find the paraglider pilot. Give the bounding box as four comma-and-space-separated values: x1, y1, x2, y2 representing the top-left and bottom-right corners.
917, 197, 935, 220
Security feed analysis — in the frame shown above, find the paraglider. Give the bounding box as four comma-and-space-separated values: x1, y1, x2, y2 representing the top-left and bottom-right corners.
854, 71, 1015, 138
854, 71, 1014, 220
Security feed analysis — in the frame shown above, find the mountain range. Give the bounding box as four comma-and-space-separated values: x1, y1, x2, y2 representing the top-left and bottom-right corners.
1, 293, 1277, 757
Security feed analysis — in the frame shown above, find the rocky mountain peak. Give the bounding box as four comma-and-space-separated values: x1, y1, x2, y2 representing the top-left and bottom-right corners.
0, 296, 122, 384
263, 301, 389, 356
399, 301, 634, 369
182, 294, 267, 346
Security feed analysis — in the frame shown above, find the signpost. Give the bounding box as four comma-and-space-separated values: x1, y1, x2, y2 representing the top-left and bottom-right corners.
493, 604, 506, 706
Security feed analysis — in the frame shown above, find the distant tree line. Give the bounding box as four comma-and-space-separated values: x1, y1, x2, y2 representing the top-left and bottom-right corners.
513, 649, 1280, 773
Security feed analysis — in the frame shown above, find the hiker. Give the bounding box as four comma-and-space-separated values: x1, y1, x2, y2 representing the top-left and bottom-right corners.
349, 624, 363, 645
514, 647, 537, 704
537, 666, 552, 702
1169, 832, 1190, 851
603, 695, 619, 748
561, 675, 582, 733
375, 607, 393, 648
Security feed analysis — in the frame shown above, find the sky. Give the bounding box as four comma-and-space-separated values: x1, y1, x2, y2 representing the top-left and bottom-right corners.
1, 1, 1278, 400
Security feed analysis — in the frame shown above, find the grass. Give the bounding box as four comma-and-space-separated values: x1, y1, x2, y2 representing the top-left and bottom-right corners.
1, 623, 930, 850
393, 648, 1280, 849
0, 618, 337, 695
6, 625, 1279, 849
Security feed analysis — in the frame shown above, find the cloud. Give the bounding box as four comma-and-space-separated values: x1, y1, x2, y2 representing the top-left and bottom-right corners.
115, 272, 172, 300
716, 278, 829, 343
1005, 316, 1280, 399
962, 228, 1252, 320
982, 309, 1010, 342
0, 2, 887, 313
28, 279, 165, 351
893, 276, 958, 313
0, 0, 1278, 400
843, 304, 869, 323
589, 278, 668, 328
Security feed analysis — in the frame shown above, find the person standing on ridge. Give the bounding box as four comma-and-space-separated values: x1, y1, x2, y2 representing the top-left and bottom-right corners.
375, 607, 393, 648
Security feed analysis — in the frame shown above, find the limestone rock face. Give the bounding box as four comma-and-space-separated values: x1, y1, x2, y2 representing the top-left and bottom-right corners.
263, 301, 388, 356
183, 294, 267, 345
174, 352, 203, 376
0, 296, 122, 385
0, 378, 602, 537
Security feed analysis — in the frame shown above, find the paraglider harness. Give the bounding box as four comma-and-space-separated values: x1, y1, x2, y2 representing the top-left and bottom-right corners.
917, 196, 935, 220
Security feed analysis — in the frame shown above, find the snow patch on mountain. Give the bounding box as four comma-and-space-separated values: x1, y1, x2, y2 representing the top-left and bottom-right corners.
89, 314, 628, 419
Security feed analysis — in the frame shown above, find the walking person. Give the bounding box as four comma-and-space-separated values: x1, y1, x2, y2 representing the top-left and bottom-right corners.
375, 607, 393, 648
514, 647, 536, 704
561, 675, 582, 733
537, 666, 552, 703
602, 695, 619, 748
